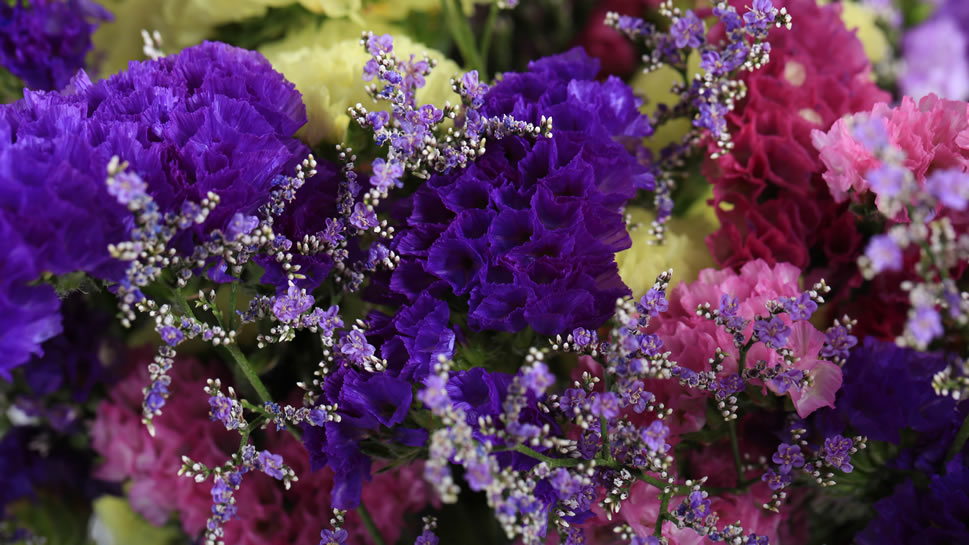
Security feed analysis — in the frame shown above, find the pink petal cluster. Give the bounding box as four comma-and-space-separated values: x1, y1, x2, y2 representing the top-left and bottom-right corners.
813, 94, 969, 215
650, 260, 842, 421
92, 349, 435, 544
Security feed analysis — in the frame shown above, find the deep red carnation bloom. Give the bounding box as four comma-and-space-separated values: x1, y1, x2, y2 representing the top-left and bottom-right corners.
573, 0, 660, 78
704, 0, 891, 326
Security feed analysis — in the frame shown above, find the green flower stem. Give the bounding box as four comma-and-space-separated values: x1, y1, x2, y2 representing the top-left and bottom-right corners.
945, 410, 969, 466
654, 491, 671, 537
479, 1, 499, 69
223, 343, 273, 405
442, 0, 487, 76
728, 419, 745, 486
357, 501, 388, 545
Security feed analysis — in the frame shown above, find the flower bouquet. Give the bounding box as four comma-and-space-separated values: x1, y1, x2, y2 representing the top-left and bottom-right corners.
0, 0, 967, 544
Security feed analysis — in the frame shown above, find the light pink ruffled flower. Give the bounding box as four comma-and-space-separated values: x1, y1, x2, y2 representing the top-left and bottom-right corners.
813, 94, 969, 214
651, 260, 841, 419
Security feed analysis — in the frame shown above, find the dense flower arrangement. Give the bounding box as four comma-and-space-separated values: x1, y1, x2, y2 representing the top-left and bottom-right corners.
1, 1, 967, 545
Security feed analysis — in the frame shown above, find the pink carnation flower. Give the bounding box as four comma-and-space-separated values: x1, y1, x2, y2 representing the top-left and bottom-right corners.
813, 94, 969, 215
652, 260, 842, 420
92, 349, 436, 544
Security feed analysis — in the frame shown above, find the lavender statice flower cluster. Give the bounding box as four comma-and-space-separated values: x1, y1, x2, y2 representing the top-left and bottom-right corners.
606, 0, 792, 159
844, 115, 969, 399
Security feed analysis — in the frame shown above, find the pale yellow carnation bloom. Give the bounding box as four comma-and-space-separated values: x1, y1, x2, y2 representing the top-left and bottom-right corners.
89, 496, 182, 545
261, 21, 460, 145
838, 2, 889, 65
616, 195, 718, 297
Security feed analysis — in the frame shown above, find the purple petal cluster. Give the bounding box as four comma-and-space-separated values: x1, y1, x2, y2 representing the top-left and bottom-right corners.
810, 337, 966, 473
0, 41, 309, 377
0, 0, 111, 90
390, 49, 652, 335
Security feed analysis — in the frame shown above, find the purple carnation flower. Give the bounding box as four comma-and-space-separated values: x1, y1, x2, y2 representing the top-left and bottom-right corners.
0, 0, 112, 90
391, 49, 652, 336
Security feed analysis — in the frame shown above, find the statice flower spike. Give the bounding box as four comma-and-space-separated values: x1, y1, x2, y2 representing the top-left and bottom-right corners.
606, 0, 792, 159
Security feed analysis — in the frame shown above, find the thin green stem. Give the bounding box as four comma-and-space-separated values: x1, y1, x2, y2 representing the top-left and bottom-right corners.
601, 372, 614, 462
223, 343, 272, 404
442, 0, 486, 76
357, 501, 388, 545
728, 420, 744, 486
227, 283, 238, 331
654, 491, 671, 537
944, 410, 969, 466
479, 1, 499, 69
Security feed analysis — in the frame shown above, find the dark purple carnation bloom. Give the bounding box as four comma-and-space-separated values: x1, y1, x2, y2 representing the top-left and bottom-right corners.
392, 49, 651, 335
857, 454, 969, 545
0, 0, 111, 91
0, 426, 113, 517
20, 294, 121, 402
374, 293, 455, 382
810, 338, 959, 451
0, 41, 309, 377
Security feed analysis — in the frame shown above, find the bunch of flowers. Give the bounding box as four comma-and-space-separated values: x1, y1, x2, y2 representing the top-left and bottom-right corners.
1, 1, 968, 545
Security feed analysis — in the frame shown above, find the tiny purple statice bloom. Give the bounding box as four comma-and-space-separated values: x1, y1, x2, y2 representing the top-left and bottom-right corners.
908, 306, 943, 346
521, 362, 555, 396
419, 374, 450, 411
642, 420, 670, 452
461, 71, 488, 108
367, 34, 393, 55
616, 15, 648, 35
695, 100, 728, 136
362, 59, 379, 81
686, 491, 712, 519
772, 443, 805, 474
227, 471, 243, 487
865, 234, 903, 273
159, 326, 183, 346
639, 288, 669, 316
558, 388, 587, 413
366, 110, 390, 131
762, 468, 791, 490
319, 528, 349, 545
743, 0, 776, 31
714, 3, 743, 32
571, 327, 595, 347
754, 316, 792, 348
851, 115, 889, 153
590, 392, 620, 419
257, 450, 285, 480
770, 369, 804, 394
415, 530, 439, 545
107, 171, 147, 205
465, 459, 493, 491
272, 284, 314, 323
144, 382, 168, 412
308, 408, 329, 426
226, 213, 259, 241
208, 394, 236, 428
349, 202, 378, 230
717, 374, 745, 396
640, 333, 663, 356
926, 169, 969, 211
211, 477, 233, 504
671, 10, 705, 49
371, 158, 404, 192
338, 329, 375, 365
867, 163, 909, 199
823, 435, 854, 472
783, 292, 818, 321
821, 325, 857, 360
321, 217, 345, 245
